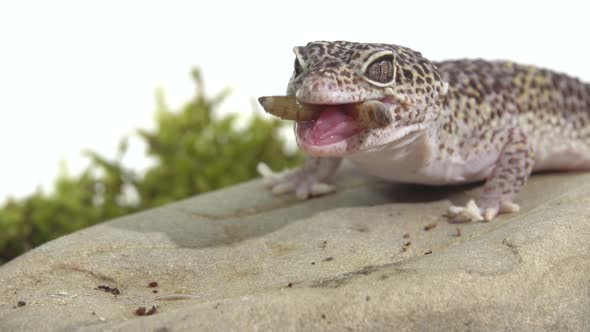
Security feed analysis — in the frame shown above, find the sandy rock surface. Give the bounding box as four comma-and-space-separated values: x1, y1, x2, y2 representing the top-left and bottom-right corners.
1, 165, 589, 331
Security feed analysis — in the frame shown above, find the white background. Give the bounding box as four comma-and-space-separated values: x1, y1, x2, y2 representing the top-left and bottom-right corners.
0, 0, 588, 200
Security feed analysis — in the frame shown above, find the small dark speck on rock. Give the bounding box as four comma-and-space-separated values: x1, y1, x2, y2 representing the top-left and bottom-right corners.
96, 285, 120, 295
402, 233, 410, 238
365, 296, 371, 301
321, 314, 326, 319
17, 301, 26, 307
424, 223, 437, 231
152, 290, 158, 294
355, 226, 369, 232
311, 262, 316, 265
287, 282, 293, 288
135, 305, 157, 316
424, 250, 433, 255
322, 257, 334, 262
148, 282, 158, 288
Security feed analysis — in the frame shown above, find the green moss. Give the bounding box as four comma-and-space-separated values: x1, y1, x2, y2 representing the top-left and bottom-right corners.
0, 69, 303, 264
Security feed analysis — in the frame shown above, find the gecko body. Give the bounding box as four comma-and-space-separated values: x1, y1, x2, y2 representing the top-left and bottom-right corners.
261, 41, 590, 221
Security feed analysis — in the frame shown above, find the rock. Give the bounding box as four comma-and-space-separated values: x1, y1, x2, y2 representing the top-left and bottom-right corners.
0, 163, 589, 331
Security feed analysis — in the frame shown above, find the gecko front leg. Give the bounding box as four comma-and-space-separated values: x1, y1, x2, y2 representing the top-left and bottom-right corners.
258, 156, 342, 199
449, 129, 534, 222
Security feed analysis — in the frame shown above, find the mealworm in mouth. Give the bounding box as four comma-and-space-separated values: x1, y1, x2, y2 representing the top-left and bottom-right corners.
257, 96, 393, 128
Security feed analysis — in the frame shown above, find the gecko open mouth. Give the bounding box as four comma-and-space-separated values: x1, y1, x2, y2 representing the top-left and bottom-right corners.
295, 106, 366, 146
258, 95, 397, 148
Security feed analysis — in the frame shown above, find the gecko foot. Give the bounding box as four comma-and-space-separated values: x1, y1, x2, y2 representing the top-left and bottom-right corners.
257, 162, 336, 199
447, 199, 520, 223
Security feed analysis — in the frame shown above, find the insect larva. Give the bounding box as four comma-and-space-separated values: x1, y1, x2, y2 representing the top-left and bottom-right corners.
258, 96, 393, 128
257, 96, 317, 121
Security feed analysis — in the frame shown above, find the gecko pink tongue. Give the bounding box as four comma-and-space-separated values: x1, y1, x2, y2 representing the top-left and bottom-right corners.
307, 108, 362, 145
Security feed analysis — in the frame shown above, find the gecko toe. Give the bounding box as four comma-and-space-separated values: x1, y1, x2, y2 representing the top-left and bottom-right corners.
310, 183, 336, 196
500, 201, 520, 213
483, 207, 499, 221
272, 181, 297, 195
447, 199, 484, 223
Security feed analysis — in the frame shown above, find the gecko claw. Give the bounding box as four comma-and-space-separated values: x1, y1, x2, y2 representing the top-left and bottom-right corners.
257, 162, 285, 185
447, 199, 520, 222
447, 199, 484, 223
483, 207, 498, 222
309, 183, 336, 196
500, 201, 520, 213
257, 162, 274, 178
258, 161, 338, 199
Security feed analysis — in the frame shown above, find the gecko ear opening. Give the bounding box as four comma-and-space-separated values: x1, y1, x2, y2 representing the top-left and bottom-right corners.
362, 51, 396, 87
294, 58, 304, 77
292, 46, 307, 77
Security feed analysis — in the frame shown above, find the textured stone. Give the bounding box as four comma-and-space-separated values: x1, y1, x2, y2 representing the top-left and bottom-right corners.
1, 164, 589, 331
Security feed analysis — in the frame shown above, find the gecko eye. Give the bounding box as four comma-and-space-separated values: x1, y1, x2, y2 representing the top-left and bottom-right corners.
294, 58, 304, 76
363, 52, 395, 86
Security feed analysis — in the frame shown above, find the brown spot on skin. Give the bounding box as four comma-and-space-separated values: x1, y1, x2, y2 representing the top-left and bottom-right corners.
403, 69, 413, 81
413, 64, 424, 76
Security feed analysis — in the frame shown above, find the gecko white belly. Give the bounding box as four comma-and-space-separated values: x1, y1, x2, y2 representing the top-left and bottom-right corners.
347, 131, 499, 185
532, 138, 590, 171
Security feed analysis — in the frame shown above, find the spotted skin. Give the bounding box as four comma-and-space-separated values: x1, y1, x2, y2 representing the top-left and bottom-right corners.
262, 41, 590, 222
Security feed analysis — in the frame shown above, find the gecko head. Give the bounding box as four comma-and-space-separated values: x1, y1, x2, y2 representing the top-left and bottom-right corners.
287, 41, 449, 157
